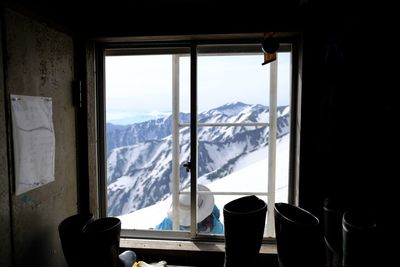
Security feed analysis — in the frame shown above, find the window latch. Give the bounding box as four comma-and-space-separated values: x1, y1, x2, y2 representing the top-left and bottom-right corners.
183, 161, 191, 172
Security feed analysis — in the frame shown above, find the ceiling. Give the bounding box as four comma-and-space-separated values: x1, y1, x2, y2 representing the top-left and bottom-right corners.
1, 0, 366, 38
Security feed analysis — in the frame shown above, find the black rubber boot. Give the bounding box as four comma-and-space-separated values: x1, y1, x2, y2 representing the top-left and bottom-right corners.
83, 217, 122, 267
342, 210, 376, 267
58, 213, 94, 267
274, 203, 325, 267
323, 197, 345, 267
83, 217, 136, 267
223, 195, 267, 267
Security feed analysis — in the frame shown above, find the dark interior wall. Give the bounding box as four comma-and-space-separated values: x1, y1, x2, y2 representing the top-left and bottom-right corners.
0, 14, 13, 267
0, 8, 77, 267
0, 0, 303, 36
298, 18, 388, 218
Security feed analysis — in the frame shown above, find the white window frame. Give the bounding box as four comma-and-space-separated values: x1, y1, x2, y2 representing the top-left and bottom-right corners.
98, 40, 296, 243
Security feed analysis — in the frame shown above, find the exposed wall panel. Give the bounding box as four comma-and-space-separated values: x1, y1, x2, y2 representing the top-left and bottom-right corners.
4, 9, 77, 267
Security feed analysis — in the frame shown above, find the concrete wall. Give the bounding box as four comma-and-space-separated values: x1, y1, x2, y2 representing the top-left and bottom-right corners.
0, 9, 77, 267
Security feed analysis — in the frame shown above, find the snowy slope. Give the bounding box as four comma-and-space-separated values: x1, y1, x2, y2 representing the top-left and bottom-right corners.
118, 134, 290, 230
107, 102, 290, 216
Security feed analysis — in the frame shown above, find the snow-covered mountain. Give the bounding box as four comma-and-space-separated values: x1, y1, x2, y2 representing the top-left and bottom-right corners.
118, 134, 290, 231
106, 102, 290, 216
106, 113, 190, 154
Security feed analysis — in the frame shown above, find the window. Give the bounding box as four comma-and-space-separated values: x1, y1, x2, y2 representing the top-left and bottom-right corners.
99, 40, 295, 241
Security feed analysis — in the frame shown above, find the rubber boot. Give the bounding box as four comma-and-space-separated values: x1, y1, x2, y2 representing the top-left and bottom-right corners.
323, 197, 345, 267
83, 217, 122, 267
342, 210, 376, 267
223, 195, 267, 267
83, 217, 136, 267
274, 203, 325, 267
58, 213, 94, 267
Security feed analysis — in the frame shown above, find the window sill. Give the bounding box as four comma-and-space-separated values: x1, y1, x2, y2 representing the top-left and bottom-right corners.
120, 238, 277, 254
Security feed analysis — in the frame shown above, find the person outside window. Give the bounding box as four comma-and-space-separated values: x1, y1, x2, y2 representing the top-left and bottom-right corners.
156, 184, 224, 234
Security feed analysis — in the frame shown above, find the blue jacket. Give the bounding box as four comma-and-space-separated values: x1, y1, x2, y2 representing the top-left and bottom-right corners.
156, 205, 224, 234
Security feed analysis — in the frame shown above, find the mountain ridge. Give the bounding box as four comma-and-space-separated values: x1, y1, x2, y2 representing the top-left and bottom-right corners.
106, 102, 290, 216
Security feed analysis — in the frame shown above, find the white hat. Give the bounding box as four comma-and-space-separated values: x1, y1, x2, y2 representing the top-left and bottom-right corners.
167, 184, 214, 227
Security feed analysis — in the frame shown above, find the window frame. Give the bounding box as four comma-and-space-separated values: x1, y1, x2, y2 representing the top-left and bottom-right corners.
94, 37, 300, 244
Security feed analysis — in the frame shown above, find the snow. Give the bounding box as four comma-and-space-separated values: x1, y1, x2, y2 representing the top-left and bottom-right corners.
108, 176, 137, 193
280, 106, 290, 117
118, 194, 173, 230
108, 102, 290, 222
118, 134, 290, 230
203, 142, 247, 170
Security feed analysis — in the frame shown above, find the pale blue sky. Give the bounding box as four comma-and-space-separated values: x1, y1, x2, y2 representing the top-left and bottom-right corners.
106, 52, 291, 124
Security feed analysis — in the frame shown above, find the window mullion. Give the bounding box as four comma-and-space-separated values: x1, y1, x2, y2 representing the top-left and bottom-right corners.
172, 54, 180, 230
266, 58, 278, 237
190, 45, 198, 238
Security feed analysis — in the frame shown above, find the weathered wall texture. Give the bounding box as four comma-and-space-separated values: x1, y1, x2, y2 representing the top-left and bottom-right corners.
2, 9, 77, 267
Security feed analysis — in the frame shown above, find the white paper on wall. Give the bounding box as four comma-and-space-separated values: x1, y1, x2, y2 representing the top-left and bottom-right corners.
10, 94, 55, 195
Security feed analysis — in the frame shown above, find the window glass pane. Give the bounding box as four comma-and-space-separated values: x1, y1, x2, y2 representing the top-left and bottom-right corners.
196, 48, 292, 237
197, 48, 269, 118
275, 52, 291, 203
275, 132, 290, 203
179, 55, 191, 124
116, 127, 191, 231
106, 55, 173, 125
197, 126, 269, 193
105, 53, 191, 231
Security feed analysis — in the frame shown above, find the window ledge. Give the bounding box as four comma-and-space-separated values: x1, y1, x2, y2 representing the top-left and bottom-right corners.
120, 238, 277, 254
